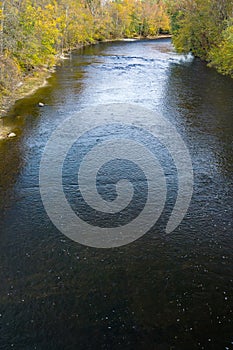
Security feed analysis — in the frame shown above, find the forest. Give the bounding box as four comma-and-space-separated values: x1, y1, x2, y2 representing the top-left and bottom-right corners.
0, 0, 233, 109
171, 0, 233, 77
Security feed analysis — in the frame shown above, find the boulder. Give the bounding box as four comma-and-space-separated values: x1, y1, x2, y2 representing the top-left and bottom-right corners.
8, 132, 16, 138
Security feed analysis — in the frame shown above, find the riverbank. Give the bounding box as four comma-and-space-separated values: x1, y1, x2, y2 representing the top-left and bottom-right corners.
0, 69, 53, 140
0, 69, 53, 118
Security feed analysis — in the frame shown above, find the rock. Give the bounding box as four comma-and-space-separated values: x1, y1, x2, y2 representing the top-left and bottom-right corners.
8, 132, 16, 138
59, 54, 70, 60
38, 102, 45, 107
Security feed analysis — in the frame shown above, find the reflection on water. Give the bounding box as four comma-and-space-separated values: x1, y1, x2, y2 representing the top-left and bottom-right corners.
0, 39, 233, 349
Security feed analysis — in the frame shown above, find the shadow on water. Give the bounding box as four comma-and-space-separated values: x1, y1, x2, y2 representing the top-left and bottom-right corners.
0, 58, 88, 214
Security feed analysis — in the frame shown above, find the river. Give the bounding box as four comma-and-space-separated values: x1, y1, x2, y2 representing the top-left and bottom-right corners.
0, 38, 233, 349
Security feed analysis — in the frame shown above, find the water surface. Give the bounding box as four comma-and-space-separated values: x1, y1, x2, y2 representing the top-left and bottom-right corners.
0, 39, 233, 349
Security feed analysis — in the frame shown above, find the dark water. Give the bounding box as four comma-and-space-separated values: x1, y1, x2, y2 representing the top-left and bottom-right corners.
0, 39, 233, 349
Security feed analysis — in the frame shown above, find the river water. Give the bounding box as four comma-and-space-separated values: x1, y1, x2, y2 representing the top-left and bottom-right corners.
0, 39, 233, 349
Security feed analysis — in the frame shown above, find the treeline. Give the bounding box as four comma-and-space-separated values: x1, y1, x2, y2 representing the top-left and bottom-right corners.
0, 0, 169, 103
169, 0, 233, 77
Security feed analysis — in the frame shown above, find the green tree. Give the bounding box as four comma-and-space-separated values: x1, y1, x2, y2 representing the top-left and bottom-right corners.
169, 0, 233, 76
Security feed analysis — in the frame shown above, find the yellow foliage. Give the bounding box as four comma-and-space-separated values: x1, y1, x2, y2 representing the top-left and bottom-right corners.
0, 0, 171, 77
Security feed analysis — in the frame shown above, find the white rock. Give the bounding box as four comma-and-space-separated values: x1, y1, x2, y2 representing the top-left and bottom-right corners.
8, 132, 16, 138
59, 54, 70, 60
38, 102, 45, 107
